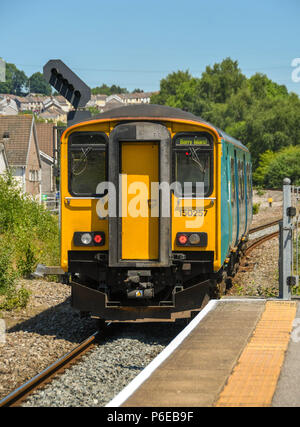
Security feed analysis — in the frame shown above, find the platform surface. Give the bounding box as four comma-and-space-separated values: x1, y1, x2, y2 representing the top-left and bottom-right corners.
118, 299, 299, 407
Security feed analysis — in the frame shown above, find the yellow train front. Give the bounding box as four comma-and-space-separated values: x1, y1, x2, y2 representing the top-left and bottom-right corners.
60, 104, 252, 321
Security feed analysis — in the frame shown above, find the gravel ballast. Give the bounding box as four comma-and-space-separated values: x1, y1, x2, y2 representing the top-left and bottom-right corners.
0, 280, 97, 401
0, 189, 283, 405
21, 322, 184, 407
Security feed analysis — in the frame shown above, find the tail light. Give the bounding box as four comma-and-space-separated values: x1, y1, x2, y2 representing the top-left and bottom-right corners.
177, 234, 188, 245
93, 234, 103, 244
176, 232, 207, 247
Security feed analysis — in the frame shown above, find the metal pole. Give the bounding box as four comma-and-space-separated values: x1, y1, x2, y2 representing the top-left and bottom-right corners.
279, 178, 292, 299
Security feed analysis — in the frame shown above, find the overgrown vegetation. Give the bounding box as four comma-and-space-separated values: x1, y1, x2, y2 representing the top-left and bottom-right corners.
252, 203, 260, 215
253, 146, 300, 188
0, 173, 59, 311
151, 58, 300, 185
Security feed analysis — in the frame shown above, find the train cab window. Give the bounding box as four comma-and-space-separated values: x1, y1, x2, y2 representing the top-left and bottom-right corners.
68, 132, 107, 196
173, 133, 213, 197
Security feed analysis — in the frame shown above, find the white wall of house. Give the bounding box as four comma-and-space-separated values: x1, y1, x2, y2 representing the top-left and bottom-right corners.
12, 167, 26, 192
0, 97, 18, 115
40, 151, 54, 194
0, 150, 7, 174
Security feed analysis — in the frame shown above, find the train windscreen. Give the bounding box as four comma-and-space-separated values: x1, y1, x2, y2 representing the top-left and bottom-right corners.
174, 133, 213, 197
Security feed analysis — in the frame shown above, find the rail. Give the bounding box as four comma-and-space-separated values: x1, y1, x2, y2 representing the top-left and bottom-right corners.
246, 230, 279, 255
249, 219, 281, 235
0, 331, 101, 407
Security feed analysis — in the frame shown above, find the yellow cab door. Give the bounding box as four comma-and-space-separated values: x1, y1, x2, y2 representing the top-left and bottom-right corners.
121, 142, 159, 260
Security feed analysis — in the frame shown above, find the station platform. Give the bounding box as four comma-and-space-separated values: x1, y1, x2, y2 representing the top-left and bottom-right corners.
107, 298, 300, 407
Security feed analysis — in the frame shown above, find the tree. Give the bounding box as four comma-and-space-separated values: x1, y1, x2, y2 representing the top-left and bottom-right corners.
0, 63, 28, 95
254, 146, 300, 187
150, 70, 192, 105
198, 58, 246, 103
248, 73, 288, 100
91, 84, 128, 95
151, 58, 300, 173
28, 72, 51, 95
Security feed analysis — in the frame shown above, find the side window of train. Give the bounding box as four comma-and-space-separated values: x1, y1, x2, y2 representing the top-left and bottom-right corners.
247, 163, 251, 201
238, 161, 242, 201
250, 163, 253, 198
241, 161, 245, 201
230, 158, 235, 203
238, 161, 245, 201
68, 132, 108, 196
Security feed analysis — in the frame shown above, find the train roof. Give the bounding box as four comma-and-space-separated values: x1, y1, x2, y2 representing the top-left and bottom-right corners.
76, 104, 249, 152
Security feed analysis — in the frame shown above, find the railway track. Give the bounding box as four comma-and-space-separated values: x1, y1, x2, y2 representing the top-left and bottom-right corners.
0, 220, 282, 408
223, 219, 281, 289
0, 330, 102, 407
246, 218, 281, 254
249, 218, 281, 235
246, 230, 279, 255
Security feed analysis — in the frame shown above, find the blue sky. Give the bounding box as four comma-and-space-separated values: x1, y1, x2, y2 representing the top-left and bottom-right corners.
1, 0, 300, 94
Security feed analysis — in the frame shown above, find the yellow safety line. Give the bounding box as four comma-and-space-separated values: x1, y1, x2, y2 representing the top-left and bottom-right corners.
215, 301, 297, 407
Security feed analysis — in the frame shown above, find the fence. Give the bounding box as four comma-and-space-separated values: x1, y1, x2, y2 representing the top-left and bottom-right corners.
279, 178, 300, 299
41, 194, 59, 213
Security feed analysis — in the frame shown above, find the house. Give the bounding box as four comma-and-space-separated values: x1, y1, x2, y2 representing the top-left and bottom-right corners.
42, 96, 70, 113
35, 122, 56, 195
24, 94, 45, 113
0, 115, 41, 199
52, 95, 72, 112
121, 91, 156, 105
39, 106, 67, 124
0, 142, 8, 174
92, 92, 156, 112
14, 95, 44, 113
0, 96, 18, 115
101, 94, 124, 112
90, 94, 107, 108
40, 97, 68, 123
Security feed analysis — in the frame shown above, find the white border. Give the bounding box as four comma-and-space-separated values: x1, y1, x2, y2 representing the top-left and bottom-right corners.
106, 299, 218, 407
106, 297, 267, 407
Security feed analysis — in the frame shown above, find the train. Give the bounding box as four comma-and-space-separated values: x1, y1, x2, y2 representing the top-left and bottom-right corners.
44, 60, 252, 322
59, 104, 252, 321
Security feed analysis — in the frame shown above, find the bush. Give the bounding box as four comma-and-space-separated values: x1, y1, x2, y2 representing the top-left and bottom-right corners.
253, 146, 300, 188
254, 186, 265, 196
253, 203, 260, 215
0, 286, 30, 311
0, 172, 59, 310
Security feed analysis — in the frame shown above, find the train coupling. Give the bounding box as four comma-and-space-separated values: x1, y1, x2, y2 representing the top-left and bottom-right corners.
125, 270, 154, 299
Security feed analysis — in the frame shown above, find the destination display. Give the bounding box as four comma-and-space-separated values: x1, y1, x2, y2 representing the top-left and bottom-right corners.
175, 136, 211, 147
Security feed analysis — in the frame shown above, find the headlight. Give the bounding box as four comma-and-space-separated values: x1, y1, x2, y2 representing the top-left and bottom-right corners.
81, 233, 92, 245
189, 233, 201, 245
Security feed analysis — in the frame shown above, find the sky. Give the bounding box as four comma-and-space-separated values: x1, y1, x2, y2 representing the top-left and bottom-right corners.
1, 0, 300, 95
